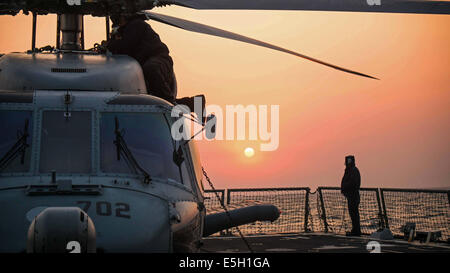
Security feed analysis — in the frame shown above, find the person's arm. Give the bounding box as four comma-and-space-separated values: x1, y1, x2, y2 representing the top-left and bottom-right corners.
355, 168, 361, 190
341, 172, 348, 194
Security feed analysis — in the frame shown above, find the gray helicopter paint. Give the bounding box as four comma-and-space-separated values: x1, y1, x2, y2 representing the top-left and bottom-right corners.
25, 206, 48, 222
0, 92, 34, 103
0, 186, 172, 252
0, 53, 147, 93
0, 84, 205, 252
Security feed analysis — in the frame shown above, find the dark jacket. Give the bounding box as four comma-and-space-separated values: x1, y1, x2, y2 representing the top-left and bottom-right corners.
107, 17, 172, 67
341, 164, 361, 197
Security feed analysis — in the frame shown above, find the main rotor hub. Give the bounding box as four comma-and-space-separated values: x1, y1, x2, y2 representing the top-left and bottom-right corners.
60, 14, 84, 50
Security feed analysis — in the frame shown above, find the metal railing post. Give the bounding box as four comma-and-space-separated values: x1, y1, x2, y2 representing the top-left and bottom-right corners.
225, 189, 231, 235
304, 188, 310, 232
220, 190, 225, 207
375, 188, 385, 229
318, 188, 329, 233
379, 188, 389, 229
447, 191, 450, 208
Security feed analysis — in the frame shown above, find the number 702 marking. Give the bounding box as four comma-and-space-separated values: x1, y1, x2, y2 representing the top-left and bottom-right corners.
76, 201, 131, 219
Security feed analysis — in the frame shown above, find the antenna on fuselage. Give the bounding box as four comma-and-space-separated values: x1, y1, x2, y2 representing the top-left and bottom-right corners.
106, 16, 111, 41
31, 12, 37, 51
56, 14, 61, 49
80, 15, 85, 50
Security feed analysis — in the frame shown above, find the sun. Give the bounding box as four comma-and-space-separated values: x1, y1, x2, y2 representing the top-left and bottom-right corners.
244, 147, 255, 158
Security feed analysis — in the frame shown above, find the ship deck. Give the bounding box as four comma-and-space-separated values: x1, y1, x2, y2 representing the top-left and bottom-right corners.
201, 233, 450, 253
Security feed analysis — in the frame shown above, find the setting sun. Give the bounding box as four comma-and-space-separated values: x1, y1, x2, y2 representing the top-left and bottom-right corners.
244, 147, 255, 158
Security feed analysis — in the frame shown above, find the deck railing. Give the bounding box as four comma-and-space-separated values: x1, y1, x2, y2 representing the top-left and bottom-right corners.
204, 187, 450, 242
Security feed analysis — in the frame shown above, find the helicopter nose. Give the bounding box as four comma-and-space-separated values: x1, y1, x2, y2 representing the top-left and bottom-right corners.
89, 191, 172, 253
27, 207, 96, 253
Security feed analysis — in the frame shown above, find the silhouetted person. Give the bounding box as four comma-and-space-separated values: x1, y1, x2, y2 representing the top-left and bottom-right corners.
341, 155, 361, 236
106, 14, 176, 103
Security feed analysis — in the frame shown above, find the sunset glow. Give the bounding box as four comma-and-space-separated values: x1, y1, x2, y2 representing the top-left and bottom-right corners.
0, 8, 448, 190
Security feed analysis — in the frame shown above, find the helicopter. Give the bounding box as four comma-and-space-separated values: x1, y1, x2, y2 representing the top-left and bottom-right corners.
0, 0, 448, 253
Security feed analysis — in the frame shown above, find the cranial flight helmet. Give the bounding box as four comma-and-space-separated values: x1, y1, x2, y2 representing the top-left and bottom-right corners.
345, 155, 355, 166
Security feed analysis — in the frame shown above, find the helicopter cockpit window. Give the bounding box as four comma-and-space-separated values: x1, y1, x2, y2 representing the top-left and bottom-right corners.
0, 110, 33, 173
40, 111, 92, 174
100, 113, 182, 183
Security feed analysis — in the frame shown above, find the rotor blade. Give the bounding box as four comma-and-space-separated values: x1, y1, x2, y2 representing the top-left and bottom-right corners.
1, 0, 448, 15
142, 11, 379, 79
168, 0, 450, 15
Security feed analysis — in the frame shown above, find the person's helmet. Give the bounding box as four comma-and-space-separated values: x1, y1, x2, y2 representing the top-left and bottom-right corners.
345, 155, 355, 166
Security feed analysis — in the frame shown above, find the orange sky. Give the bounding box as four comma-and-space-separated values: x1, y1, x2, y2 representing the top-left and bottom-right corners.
0, 7, 449, 190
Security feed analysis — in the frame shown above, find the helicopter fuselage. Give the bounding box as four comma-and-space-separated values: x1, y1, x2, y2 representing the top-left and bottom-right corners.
0, 52, 206, 252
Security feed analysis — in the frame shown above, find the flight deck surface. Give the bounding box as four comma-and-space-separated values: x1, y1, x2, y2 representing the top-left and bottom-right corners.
201, 233, 450, 253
